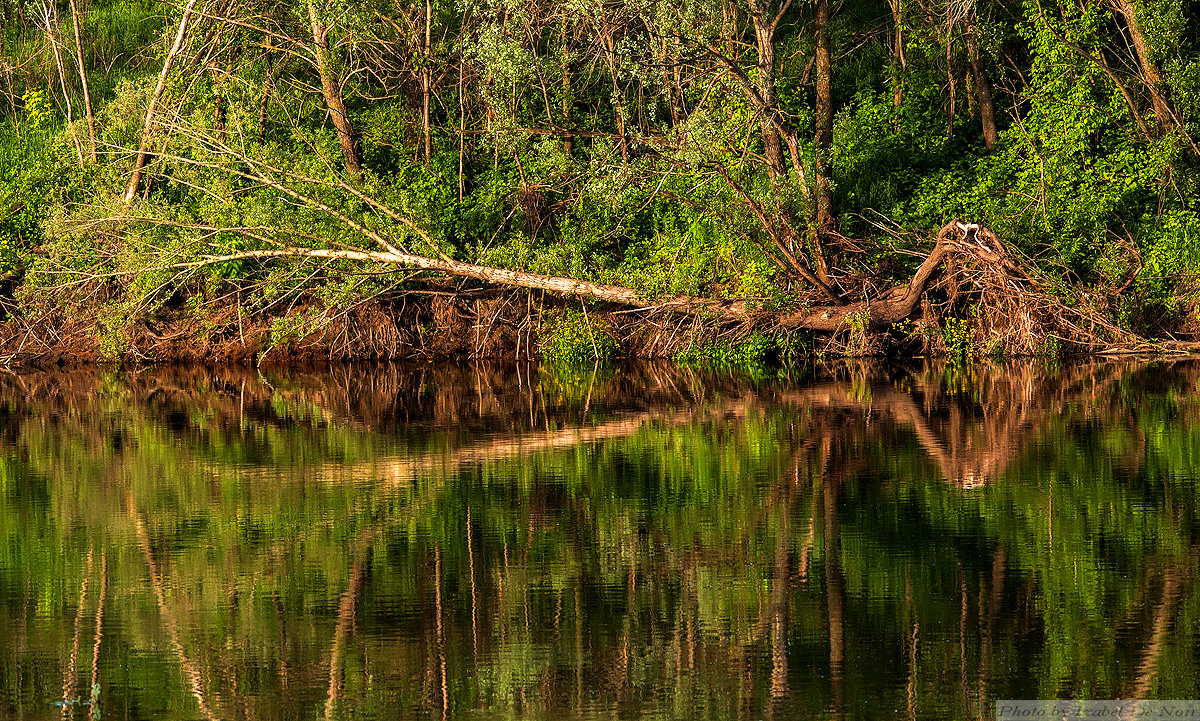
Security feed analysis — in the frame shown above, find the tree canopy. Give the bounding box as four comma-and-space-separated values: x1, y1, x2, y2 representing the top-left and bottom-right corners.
0, 0, 1198, 360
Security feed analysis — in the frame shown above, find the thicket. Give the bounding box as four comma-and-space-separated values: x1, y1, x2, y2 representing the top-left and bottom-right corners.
0, 0, 1198, 362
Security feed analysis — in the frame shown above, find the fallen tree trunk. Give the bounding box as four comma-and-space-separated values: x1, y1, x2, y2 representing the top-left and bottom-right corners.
184, 219, 992, 331
185, 246, 721, 311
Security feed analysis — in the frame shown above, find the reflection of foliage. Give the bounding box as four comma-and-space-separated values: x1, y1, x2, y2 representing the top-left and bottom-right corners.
0, 361, 1199, 718
537, 361, 615, 408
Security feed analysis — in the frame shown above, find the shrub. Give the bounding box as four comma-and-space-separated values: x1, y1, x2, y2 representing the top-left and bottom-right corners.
538, 308, 617, 365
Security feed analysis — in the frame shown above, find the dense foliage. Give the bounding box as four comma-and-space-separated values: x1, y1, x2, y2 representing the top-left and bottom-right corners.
1, 0, 1199, 356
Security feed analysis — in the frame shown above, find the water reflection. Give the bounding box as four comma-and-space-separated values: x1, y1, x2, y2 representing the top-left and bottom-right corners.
0, 360, 1197, 720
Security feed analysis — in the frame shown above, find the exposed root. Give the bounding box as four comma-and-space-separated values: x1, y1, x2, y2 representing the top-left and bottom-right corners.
930, 222, 1142, 356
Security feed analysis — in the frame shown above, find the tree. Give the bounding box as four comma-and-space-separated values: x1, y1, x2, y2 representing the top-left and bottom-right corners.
306, 0, 364, 176
124, 0, 203, 201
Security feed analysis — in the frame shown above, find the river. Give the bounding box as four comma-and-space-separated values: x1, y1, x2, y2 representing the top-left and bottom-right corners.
0, 359, 1197, 719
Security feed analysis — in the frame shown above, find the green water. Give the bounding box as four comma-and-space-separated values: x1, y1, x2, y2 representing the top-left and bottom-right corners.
0, 360, 1198, 720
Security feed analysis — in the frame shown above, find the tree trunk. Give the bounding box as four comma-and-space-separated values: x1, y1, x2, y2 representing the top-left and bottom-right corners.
814, 0, 836, 234
43, 2, 84, 168
211, 67, 227, 144
307, 0, 363, 178
189, 220, 995, 332
1109, 0, 1173, 135
458, 28, 466, 200
68, 0, 96, 163
258, 34, 277, 142
673, 63, 687, 122
889, 0, 905, 108
964, 7, 997, 149
1032, 0, 1152, 141
824, 472, 846, 721
945, 9, 956, 141
124, 0, 201, 202
659, 41, 679, 128
422, 0, 432, 161
562, 25, 574, 154
752, 9, 787, 181
601, 24, 628, 162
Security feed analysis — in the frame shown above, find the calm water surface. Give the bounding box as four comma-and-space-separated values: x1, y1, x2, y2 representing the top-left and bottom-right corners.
1, 360, 1198, 720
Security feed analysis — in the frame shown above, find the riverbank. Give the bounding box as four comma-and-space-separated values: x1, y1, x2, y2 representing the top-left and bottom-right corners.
0, 287, 785, 366
2, 276, 1197, 368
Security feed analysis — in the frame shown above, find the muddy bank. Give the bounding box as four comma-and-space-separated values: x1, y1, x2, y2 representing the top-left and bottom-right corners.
2, 261, 1194, 368
0, 288, 801, 367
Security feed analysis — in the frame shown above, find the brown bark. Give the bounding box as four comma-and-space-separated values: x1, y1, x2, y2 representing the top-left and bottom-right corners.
601, 23, 628, 162
258, 34, 277, 142
211, 68, 227, 144
687, 37, 807, 189
1109, 0, 1173, 135
459, 32, 466, 199
307, 0, 363, 178
660, 43, 679, 128
824, 471, 845, 721
751, 6, 787, 180
713, 165, 841, 302
689, 25, 835, 283
814, 0, 835, 234
42, 1, 84, 168
945, 9, 957, 141
776, 221, 994, 331
562, 25, 574, 154
124, 0, 201, 202
964, 8, 997, 149
889, 0, 905, 108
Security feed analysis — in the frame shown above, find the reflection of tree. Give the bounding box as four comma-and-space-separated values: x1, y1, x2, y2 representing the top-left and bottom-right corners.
824, 462, 845, 721
89, 550, 106, 721
127, 491, 219, 721
325, 531, 372, 720
60, 548, 91, 719
770, 359, 1157, 488
0, 360, 1199, 719
1129, 565, 1189, 699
